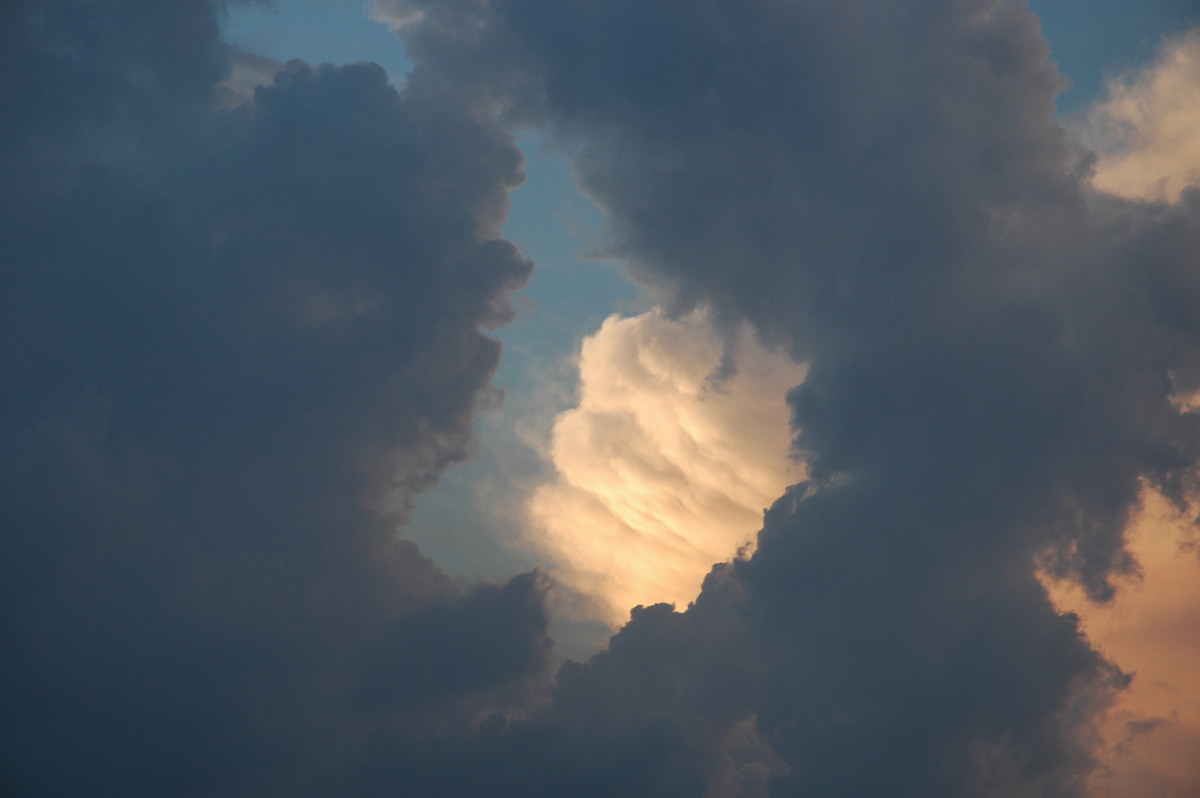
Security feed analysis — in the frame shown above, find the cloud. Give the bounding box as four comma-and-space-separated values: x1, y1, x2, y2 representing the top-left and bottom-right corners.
526, 307, 805, 625
1080, 30, 1200, 202
219, 47, 285, 102
389, 1, 1200, 794
1, 2, 546, 794
369, 0, 426, 32
1044, 487, 1200, 797
8, 1, 1200, 796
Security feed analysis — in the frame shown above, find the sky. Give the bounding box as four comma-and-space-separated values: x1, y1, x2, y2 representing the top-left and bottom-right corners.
4, 1, 1200, 796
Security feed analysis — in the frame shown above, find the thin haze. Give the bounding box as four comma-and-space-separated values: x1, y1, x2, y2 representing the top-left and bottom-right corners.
3, 1, 1200, 796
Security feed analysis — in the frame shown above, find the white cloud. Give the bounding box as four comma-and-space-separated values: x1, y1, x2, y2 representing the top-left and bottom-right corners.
525, 308, 806, 625
1082, 30, 1200, 203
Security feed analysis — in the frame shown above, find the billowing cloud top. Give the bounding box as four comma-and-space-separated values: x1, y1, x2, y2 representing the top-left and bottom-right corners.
2, 1, 545, 793
5, 0, 1200, 795
528, 308, 805, 624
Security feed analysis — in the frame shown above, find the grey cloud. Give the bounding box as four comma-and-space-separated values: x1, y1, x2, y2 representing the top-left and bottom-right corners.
1, 2, 545, 795
384, 0, 1200, 795
9, 0, 1200, 795
352, 586, 764, 798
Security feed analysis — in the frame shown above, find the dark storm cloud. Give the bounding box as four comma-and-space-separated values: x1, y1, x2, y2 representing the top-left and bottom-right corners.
9, 0, 1200, 795
380, 0, 1200, 795
1, 1, 547, 795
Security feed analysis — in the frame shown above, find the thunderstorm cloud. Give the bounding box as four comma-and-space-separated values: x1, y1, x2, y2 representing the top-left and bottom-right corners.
5, 0, 1200, 795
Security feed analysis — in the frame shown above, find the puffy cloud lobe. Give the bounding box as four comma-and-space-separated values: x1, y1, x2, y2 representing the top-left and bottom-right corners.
350, 574, 784, 798
527, 308, 805, 625
1081, 30, 1200, 203
388, 0, 1200, 794
1, 2, 547, 795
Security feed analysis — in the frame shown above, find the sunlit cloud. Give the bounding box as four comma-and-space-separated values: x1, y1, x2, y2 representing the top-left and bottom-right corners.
1081, 29, 1200, 203
369, 1, 426, 32
526, 308, 806, 625
1043, 487, 1200, 797
1064, 32, 1200, 791
218, 49, 282, 104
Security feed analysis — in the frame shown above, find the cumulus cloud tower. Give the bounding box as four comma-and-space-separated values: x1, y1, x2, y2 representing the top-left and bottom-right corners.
528, 308, 806, 624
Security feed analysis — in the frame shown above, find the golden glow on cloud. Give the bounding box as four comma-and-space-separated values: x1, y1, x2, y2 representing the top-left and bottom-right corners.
1061, 28, 1200, 793
1083, 30, 1200, 203
526, 308, 806, 625
1044, 489, 1200, 797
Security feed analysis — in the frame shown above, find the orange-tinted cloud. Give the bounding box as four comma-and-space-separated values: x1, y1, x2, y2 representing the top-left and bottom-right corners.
1044, 489, 1200, 797
525, 308, 806, 625
1063, 33, 1200, 790
1082, 30, 1200, 203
